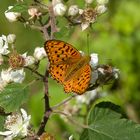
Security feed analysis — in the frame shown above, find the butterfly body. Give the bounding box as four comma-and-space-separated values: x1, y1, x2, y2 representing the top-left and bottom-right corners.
44, 40, 91, 95
64, 55, 90, 82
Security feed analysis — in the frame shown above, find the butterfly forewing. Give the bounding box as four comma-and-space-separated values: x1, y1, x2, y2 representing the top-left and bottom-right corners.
44, 40, 81, 65
49, 64, 69, 84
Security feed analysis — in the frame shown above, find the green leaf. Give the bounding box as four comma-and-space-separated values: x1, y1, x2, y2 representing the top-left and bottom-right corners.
0, 116, 5, 131
7, 3, 28, 13
0, 83, 29, 112
80, 102, 140, 140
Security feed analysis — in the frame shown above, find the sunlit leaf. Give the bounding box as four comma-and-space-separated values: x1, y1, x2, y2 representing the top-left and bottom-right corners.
80, 102, 140, 140
0, 83, 29, 112
0, 116, 5, 131
7, 3, 28, 13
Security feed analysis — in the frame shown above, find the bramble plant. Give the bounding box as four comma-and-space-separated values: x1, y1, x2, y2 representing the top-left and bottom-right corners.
0, 0, 140, 140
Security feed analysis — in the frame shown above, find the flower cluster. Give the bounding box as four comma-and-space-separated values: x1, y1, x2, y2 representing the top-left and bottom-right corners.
52, 0, 109, 30
0, 108, 31, 140
4, 0, 109, 31
0, 34, 46, 92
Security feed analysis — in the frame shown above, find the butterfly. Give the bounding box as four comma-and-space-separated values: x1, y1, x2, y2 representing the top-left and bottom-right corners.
44, 40, 91, 95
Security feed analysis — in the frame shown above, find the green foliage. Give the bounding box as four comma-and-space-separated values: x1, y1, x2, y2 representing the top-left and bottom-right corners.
7, 3, 28, 13
0, 83, 29, 112
80, 102, 140, 140
1, 0, 140, 139
0, 116, 5, 131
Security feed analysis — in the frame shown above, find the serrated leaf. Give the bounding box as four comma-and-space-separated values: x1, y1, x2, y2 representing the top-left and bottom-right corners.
0, 83, 29, 112
80, 102, 140, 140
7, 3, 28, 13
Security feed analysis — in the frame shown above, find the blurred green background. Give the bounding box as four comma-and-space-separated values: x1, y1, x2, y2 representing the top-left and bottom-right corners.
0, 0, 140, 139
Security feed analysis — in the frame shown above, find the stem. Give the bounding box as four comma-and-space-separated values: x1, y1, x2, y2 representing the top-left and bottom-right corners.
52, 94, 76, 110
53, 110, 89, 129
25, 66, 44, 78
37, 68, 51, 136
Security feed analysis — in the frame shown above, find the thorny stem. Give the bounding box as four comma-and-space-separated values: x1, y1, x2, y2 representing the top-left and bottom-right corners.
52, 94, 77, 110
48, 6, 58, 39
37, 68, 51, 136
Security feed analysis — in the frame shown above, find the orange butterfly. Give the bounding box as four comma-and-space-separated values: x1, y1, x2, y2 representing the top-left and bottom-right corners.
44, 40, 91, 95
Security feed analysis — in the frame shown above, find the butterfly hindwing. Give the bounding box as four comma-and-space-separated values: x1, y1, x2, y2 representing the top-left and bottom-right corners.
71, 64, 91, 94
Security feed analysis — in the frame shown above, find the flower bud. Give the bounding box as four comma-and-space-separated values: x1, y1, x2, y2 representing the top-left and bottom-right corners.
5, 6, 21, 22
85, 0, 94, 4
68, 5, 79, 16
7, 34, 16, 44
90, 53, 98, 67
33, 47, 47, 60
28, 7, 42, 19
53, 3, 67, 16
96, 5, 107, 14
96, 0, 109, 5
28, 7, 38, 16
24, 56, 35, 66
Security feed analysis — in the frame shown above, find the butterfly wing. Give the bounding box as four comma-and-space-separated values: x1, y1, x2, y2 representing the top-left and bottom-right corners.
44, 40, 82, 84
44, 40, 91, 94
64, 64, 91, 94
44, 40, 81, 65
49, 64, 69, 84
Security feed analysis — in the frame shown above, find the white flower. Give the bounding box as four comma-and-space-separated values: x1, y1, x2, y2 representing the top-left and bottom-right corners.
1, 68, 12, 83
0, 108, 31, 140
96, 5, 107, 14
112, 68, 120, 79
69, 135, 73, 140
5, 6, 21, 22
90, 70, 98, 84
81, 22, 90, 31
7, 34, 16, 44
90, 53, 98, 67
52, 0, 62, 6
10, 69, 25, 83
76, 90, 97, 105
0, 54, 3, 65
1, 68, 25, 84
85, 0, 94, 4
33, 47, 46, 60
98, 67, 105, 74
68, 5, 79, 16
79, 50, 85, 56
96, 0, 109, 5
53, 3, 67, 16
0, 35, 10, 55
22, 53, 35, 66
